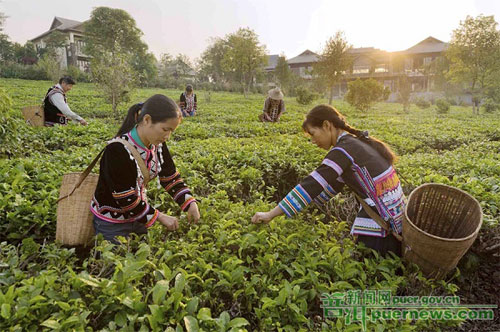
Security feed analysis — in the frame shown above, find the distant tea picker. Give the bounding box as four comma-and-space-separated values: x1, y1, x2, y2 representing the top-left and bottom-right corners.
179, 84, 197, 117
43, 76, 88, 126
259, 87, 286, 123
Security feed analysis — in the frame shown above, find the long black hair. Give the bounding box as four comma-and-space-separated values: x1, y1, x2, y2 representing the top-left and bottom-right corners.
302, 104, 397, 164
116, 94, 181, 137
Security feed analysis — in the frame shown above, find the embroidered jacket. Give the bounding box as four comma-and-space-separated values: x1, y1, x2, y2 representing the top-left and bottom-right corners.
90, 128, 196, 227
278, 132, 405, 237
179, 92, 197, 114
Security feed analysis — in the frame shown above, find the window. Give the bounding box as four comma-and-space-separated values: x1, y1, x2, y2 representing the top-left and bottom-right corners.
423, 57, 433, 65
352, 66, 370, 74
374, 65, 388, 73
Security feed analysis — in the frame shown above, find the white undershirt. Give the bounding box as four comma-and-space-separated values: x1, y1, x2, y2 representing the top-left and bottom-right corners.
49, 84, 83, 122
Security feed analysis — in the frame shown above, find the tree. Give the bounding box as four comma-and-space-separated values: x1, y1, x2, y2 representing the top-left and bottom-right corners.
273, 55, 292, 92
131, 51, 158, 87
345, 78, 389, 111
158, 53, 174, 87
198, 37, 229, 83
84, 7, 145, 59
37, 54, 62, 82
13, 42, 37, 64
314, 31, 352, 105
0, 34, 14, 63
221, 28, 267, 97
0, 7, 7, 33
84, 7, 147, 116
397, 75, 411, 113
172, 54, 193, 79
37, 30, 67, 58
446, 15, 500, 114
91, 54, 136, 119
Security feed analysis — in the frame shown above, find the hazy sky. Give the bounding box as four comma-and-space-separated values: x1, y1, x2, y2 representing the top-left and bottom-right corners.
2, 0, 500, 62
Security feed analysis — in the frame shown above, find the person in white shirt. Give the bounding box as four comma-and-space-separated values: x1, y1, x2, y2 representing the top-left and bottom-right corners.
43, 76, 88, 126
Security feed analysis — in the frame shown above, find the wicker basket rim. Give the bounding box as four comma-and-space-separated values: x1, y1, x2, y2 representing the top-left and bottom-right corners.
62, 172, 99, 176
404, 183, 483, 242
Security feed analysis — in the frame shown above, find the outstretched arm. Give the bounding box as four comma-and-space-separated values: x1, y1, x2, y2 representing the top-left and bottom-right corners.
251, 205, 283, 224
251, 148, 349, 224
50, 93, 86, 124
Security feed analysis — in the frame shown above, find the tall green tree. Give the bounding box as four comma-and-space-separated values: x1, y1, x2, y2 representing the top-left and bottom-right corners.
0, 7, 7, 33
84, 7, 145, 59
221, 28, 267, 97
158, 53, 174, 87
397, 75, 411, 113
0, 35, 13, 63
91, 54, 136, 118
13, 42, 37, 64
446, 15, 500, 114
273, 55, 292, 92
84, 7, 147, 117
198, 37, 228, 83
171, 54, 193, 79
131, 51, 158, 87
37, 30, 67, 58
314, 31, 352, 105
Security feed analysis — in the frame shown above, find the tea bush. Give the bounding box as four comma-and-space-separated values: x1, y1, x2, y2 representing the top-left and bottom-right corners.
436, 99, 450, 114
0, 78, 498, 331
295, 86, 317, 105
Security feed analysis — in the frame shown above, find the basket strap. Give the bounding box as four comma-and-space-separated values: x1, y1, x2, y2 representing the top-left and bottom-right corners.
110, 138, 151, 185
57, 138, 152, 203
56, 148, 105, 203
354, 192, 403, 242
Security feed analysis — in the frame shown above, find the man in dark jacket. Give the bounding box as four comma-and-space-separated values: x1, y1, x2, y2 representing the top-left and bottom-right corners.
43, 76, 87, 126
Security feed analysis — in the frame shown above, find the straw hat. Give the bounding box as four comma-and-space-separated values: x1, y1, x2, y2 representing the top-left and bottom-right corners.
268, 87, 284, 100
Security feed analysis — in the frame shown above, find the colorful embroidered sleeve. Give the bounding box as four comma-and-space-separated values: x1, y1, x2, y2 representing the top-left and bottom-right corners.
102, 143, 159, 227
179, 93, 186, 109
278, 149, 350, 217
158, 143, 196, 211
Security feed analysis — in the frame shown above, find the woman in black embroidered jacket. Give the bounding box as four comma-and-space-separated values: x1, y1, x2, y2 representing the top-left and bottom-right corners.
179, 84, 197, 117
251, 104, 405, 256
91, 94, 200, 243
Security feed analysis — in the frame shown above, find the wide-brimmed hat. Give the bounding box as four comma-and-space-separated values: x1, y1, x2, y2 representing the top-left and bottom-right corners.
268, 87, 284, 100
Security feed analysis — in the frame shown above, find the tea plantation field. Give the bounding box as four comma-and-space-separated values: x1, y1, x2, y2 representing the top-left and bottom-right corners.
0, 78, 499, 331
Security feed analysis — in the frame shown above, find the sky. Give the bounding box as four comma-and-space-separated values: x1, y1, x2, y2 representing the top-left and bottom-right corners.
2, 0, 500, 62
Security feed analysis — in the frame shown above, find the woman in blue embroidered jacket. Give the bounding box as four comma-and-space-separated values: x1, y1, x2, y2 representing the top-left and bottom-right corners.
91, 94, 200, 243
252, 104, 405, 255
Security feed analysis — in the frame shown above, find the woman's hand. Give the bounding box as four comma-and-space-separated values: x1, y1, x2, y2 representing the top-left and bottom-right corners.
157, 213, 179, 231
251, 206, 285, 224
251, 211, 273, 224
186, 202, 200, 224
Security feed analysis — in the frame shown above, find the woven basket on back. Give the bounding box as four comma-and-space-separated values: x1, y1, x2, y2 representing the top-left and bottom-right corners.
21, 106, 45, 127
56, 138, 151, 246
56, 173, 99, 246
403, 183, 482, 279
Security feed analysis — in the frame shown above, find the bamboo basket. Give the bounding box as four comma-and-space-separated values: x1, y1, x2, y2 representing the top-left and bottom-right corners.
21, 106, 45, 127
56, 173, 99, 246
403, 183, 483, 278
